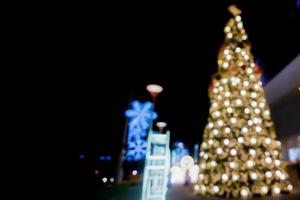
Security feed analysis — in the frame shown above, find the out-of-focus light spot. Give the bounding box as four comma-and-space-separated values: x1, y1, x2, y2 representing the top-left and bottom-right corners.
110, 178, 114, 183
80, 154, 85, 160
132, 170, 138, 176
99, 155, 112, 161
94, 169, 99, 175
102, 177, 107, 183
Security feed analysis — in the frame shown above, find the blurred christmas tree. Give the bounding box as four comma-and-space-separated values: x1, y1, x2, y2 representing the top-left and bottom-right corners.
195, 5, 293, 198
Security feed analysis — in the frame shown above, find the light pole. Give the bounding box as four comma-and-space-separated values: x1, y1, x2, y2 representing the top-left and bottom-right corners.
146, 84, 163, 131
116, 89, 133, 184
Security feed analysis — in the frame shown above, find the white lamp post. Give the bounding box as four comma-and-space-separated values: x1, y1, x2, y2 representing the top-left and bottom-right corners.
146, 84, 163, 131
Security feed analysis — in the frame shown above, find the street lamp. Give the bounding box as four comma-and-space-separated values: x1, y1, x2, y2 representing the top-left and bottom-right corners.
146, 84, 163, 131
156, 121, 167, 133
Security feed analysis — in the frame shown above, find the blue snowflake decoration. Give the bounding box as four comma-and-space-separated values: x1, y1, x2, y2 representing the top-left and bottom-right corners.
127, 139, 148, 161
125, 100, 157, 161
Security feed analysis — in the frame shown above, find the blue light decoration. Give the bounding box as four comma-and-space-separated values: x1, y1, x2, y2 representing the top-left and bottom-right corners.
80, 154, 85, 160
297, 0, 300, 8
171, 142, 189, 166
99, 155, 112, 161
125, 100, 157, 161
254, 59, 269, 86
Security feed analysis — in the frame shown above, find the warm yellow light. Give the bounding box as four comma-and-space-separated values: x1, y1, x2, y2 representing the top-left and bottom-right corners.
227, 107, 233, 113
265, 138, 271, 144
250, 172, 257, 180
250, 137, 257, 144
242, 35, 248, 40
247, 160, 254, 168
214, 111, 221, 117
261, 186, 268, 194
265, 157, 272, 164
226, 55, 232, 60
238, 137, 244, 144
254, 108, 261, 114
249, 149, 256, 156
248, 120, 253, 126
242, 127, 248, 133
235, 15, 241, 22
194, 185, 200, 191
240, 189, 248, 197
253, 118, 261, 124
217, 120, 224, 126
213, 129, 219, 135
235, 47, 241, 53
211, 161, 217, 167
259, 102, 265, 108
236, 99, 242, 105
213, 186, 220, 193
199, 174, 204, 180
241, 90, 247, 96
232, 174, 239, 181
288, 184, 293, 191
274, 160, 281, 166
225, 91, 231, 97
264, 110, 270, 116
224, 100, 230, 107
255, 126, 262, 133
216, 147, 223, 154
208, 122, 214, 128
265, 171, 272, 178
224, 127, 231, 133
274, 187, 281, 194
251, 101, 258, 107
223, 62, 229, 68
224, 26, 231, 32
243, 80, 249, 86
227, 33, 233, 38
208, 139, 214, 145
213, 88, 218, 93
251, 92, 258, 98
223, 139, 230, 145
230, 148, 237, 156
222, 173, 229, 181
221, 78, 228, 84
229, 162, 236, 169
237, 22, 243, 29
230, 117, 237, 124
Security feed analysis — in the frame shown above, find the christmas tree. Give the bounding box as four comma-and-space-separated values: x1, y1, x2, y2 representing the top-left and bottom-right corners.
195, 5, 293, 198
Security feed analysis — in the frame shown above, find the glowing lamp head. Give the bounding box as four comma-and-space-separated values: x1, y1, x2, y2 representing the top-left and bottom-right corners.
156, 121, 167, 129
146, 84, 163, 96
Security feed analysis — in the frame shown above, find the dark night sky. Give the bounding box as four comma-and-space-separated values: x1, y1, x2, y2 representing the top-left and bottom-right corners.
80, 1, 299, 164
